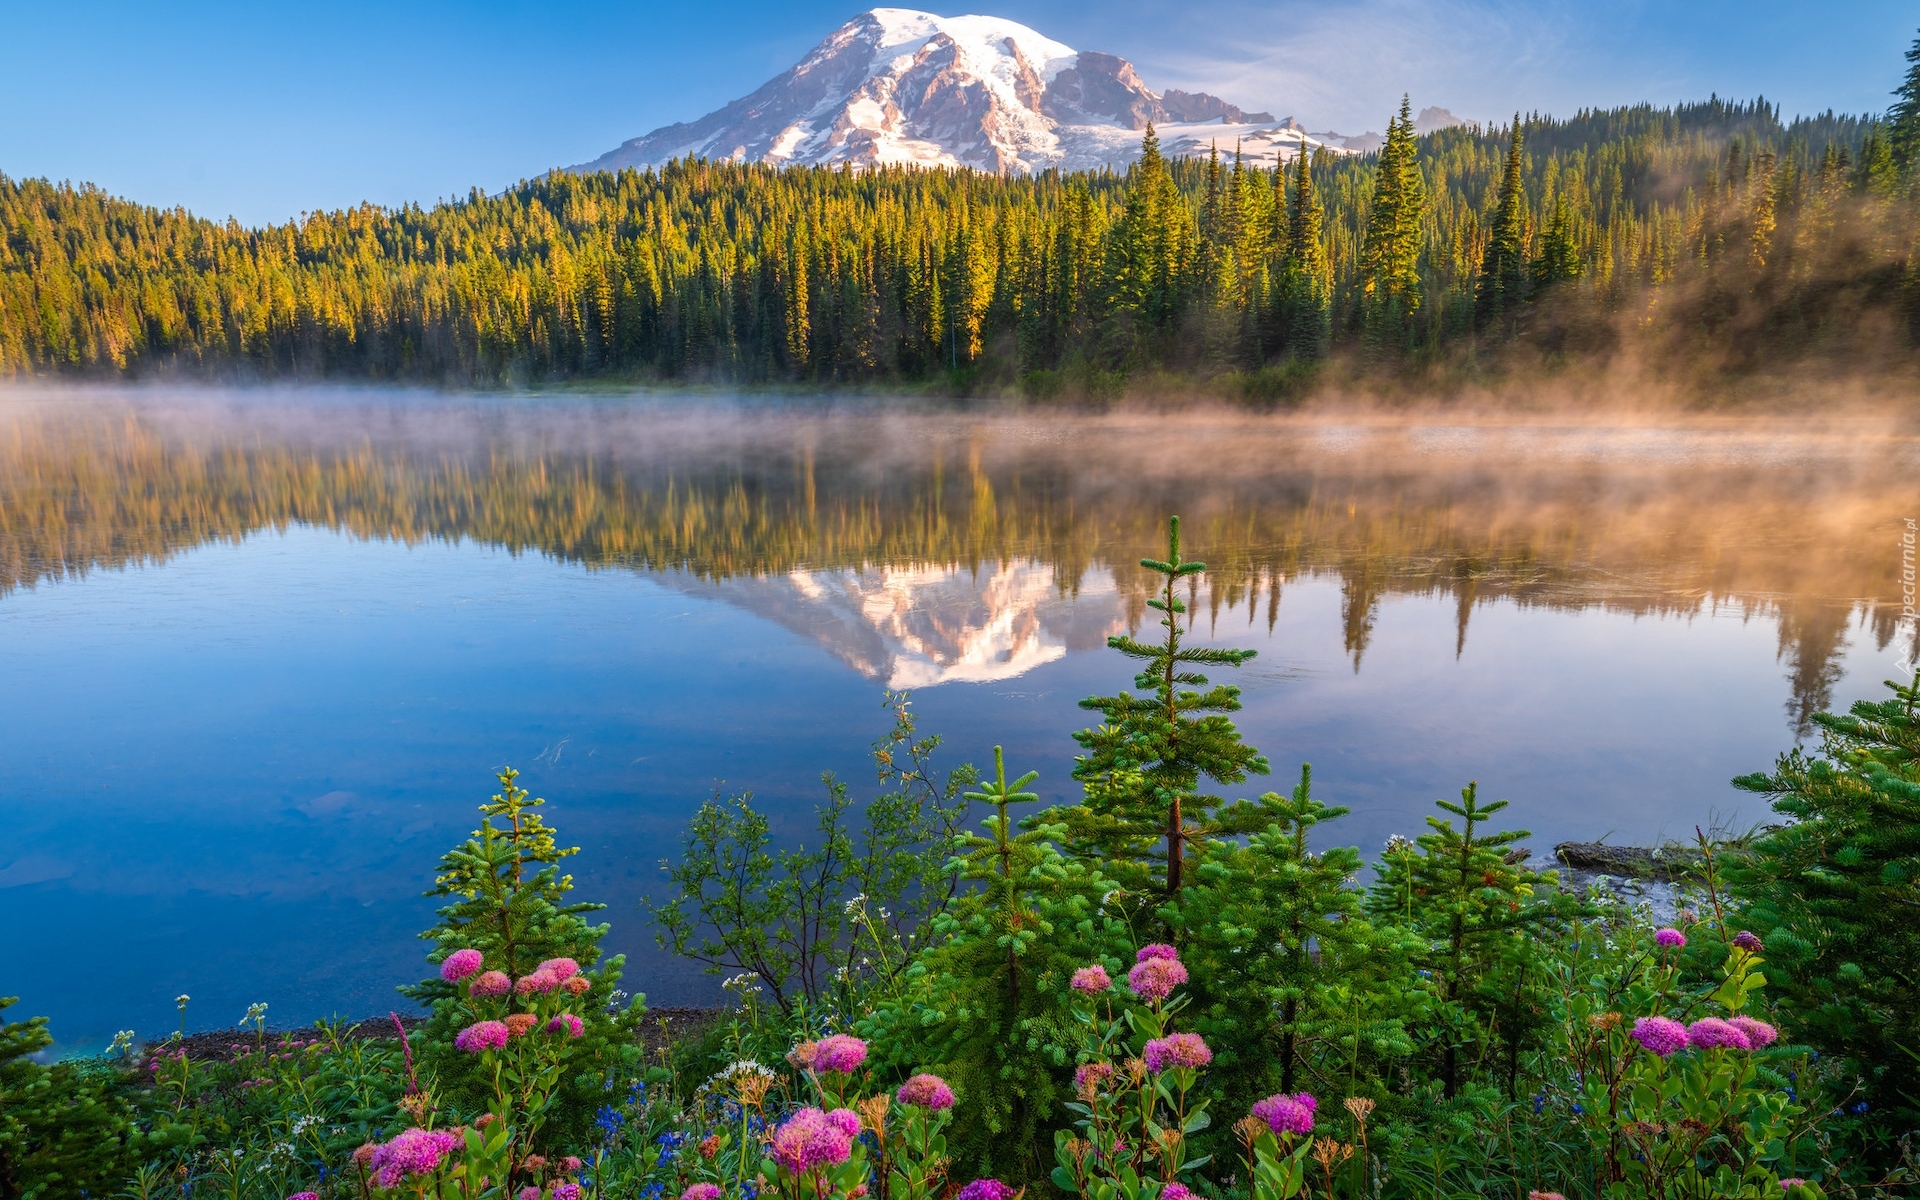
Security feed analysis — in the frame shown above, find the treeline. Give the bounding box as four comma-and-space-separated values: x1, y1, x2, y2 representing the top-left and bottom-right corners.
3, 90, 1919, 390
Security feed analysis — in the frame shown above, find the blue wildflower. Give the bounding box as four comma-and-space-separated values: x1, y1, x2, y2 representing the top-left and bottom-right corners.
596, 1105, 625, 1137
1852, 1101, 1870, 1114
1571, 1103, 1584, 1115
1531, 1094, 1546, 1115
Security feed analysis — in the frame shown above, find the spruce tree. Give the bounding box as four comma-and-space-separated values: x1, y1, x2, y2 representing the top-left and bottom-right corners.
1177, 766, 1416, 1110
868, 749, 1127, 1183
1531, 195, 1584, 290
0, 999, 141, 1200
405, 768, 642, 1139
1279, 149, 1329, 359
1055, 517, 1270, 905
1364, 783, 1579, 1098
1358, 97, 1427, 351
1730, 670, 1920, 1133
1889, 27, 1920, 168
1475, 118, 1530, 332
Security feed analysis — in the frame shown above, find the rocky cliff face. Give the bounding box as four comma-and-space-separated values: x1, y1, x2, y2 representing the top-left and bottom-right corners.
570, 8, 1333, 176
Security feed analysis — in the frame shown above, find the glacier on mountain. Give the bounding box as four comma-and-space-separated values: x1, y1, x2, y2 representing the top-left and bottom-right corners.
569, 8, 1351, 176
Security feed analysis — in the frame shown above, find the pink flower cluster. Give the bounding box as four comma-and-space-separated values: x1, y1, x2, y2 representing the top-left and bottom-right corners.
469, 971, 512, 998
1128, 950, 1189, 1003
1142, 1032, 1212, 1072
683, 1186, 723, 1200
287, 1193, 319, 1200
896, 1073, 956, 1110
539, 957, 581, 980
1733, 931, 1764, 953
553, 1185, 582, 1200
1632, 1013, 1779, 1056
771, 1106, 861, 1172
1654, 928, 1687, 949
454, 1020, 511, 1054
516, 971, 560, 996
1630, 1016, 1689, 1057
1074, 1061, 1115, 1092
1070, 965, 1112, 995
956, 1180, 1018, 1200
1163, 1185, 1194, 1200
1252, 1092, 1317, 1136
440, 948, 485, 981
367, 1127, 463, 1187
812, 1034, 868, 1074
547, 1013, 585, 1038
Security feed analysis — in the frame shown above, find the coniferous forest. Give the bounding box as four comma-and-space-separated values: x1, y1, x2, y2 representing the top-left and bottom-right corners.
4, 84, 1920, 397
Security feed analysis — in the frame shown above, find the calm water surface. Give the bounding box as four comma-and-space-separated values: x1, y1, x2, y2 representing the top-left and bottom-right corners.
3, 387, 1916, 1051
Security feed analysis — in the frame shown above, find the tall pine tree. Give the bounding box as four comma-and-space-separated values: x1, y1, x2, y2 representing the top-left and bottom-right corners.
1359, 96, 1427, 351
1475, 118, 1530, 332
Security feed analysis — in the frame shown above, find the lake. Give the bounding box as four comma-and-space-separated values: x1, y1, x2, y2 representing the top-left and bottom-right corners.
3, 386, 1916, 1053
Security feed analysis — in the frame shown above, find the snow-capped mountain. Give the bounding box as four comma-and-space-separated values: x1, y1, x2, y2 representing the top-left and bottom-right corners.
570, 8, 1349, 176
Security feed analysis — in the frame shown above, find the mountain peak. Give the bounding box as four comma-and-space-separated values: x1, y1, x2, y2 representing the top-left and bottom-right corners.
569, 9, 1343, 176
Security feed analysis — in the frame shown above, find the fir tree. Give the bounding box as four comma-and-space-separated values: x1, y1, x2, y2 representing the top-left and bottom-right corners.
1731, 670, 1920, 1131
1531, 195, 1585, 291
1475, 118, 1530, 332
1889, 27, 1920, 168
1365, 783, 1579, 1098
869, 749, 1127, 1183
405, 768, 642, 1142
0, 998, 142, 1200
1278, 149, 1329, 359
1177, 765, 1416, 1110
1057, 516, 1271, 905
1359, 96, 1428, 351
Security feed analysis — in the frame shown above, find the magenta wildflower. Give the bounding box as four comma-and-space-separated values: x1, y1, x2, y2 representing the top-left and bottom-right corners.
1729, 1016, 1779, 1047
683, 1186, 723, 1200
1136, 943, 1179, 962
896, 1073, 956, 1110
1163, 1186, 1194, 1200
812, 1033, 868, 1073
1779, 1181, 1808, 1191
1630, 1016, 1690, 1057
519, 1189, 541, 1200
537, 957, 581, 981
368, 1128, 462, 1188
771, 1107, 858, 1172
1687, 1017, 1753, 1050
468, 970, 511, 998
1733, 930, 1765, 953
1128, 956, 1189, 1003
1252, 1092, 1317, 1136
1654, 928, 1686, 949
1074, 1061, 1116, 1092
552, 1186, 582, 1200
515, 971, 560, 996
546, 1013, 585, 1038
1143, 1032, 1212, 1072
1070, 965, 1113, 995
440, 948, 484, 982
453, 1020, 510, 1054
288, 1193, 319, 1200
956, 1181, 1018, 1200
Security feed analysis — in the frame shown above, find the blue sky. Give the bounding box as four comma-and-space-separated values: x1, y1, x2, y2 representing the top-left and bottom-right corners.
1, 0, 1912, 226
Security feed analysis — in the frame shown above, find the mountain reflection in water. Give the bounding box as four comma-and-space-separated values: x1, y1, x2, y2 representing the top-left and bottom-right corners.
3, 392, 1912, 730
3, 388, 1917, 1047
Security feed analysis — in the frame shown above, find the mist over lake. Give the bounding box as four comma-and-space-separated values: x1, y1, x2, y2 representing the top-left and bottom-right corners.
3, 386, 1915, 1050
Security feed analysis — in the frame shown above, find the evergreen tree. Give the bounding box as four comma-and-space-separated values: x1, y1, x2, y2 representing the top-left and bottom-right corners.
1731, 670, 1920, 1133
1176, 766, 1416, 1111
0, 999, 143, 1200
1475, 118, 1530, 332
1056, 517, 1270, 905
1359, 97, 1428, 351
1365, 783, 1579, 1098
405, 769, 642, 1141
1531, 195, 1585, 291
1278, 149, 1329, 359
868, 749, 1128, 1183
1106, 126, 1196, 357
1889, 27, 1920, 168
